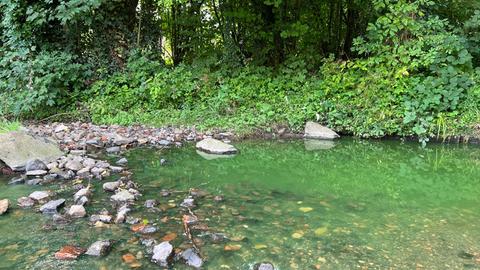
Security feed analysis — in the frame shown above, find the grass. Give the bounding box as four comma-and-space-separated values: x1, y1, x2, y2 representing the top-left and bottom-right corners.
0, 120, 21, 133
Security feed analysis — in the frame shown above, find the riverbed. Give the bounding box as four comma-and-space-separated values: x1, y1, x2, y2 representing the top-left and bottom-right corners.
0, 139, 479, 269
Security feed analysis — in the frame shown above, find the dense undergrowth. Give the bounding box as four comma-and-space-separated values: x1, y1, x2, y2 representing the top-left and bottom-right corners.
1, 0, 480, 143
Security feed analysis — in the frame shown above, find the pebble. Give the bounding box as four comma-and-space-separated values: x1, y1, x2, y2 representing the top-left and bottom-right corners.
180, 248, 203, 268
103, 181, 120, 192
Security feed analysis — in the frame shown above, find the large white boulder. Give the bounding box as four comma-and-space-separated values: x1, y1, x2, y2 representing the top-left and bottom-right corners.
0, 131, 63, 171
304, 121, 339, 140
196, 138, 238, 155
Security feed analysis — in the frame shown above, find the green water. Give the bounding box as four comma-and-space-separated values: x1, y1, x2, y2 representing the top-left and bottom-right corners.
1, 139, 480, 269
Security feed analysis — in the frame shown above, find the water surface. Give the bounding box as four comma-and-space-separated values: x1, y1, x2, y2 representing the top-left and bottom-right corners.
0, 139, 479, 269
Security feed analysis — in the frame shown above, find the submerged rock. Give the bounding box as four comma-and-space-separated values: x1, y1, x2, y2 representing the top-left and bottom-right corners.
114, 204, 131, 224
85, 240, 112, 257
28, 191, 50, 202
17, 197, 35, 208
39, 199, 65, 214
8, 176, 25, 185
73, 187, 91, 203
103, 181, 120, 192
180, 248, 203, 268
0, 199, 9, 215
304, 121, 339, 140
151, 241, 173, 267
54, 245, 86, 260
90, 214, 112, 223
111, 190, 135, 203
180, 197, 196, 208
145, 199, 158, 208
254, 262, 275, 270
116, 158, 128, 165
67, 205, 86, 218
196, 138, 238, 155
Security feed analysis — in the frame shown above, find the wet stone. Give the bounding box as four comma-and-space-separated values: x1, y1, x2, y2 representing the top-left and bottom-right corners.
111, 190, 135, 203
90, 214, 112, 223
28, 191, 50, 202
74, 187, 91, 203
54, 245, 86, 260
76, 196, 89, 206
116, 158, 128, 165
145, 199, 158, 208
151, 241, 173, 267
17, 197, 35, 208
110, 166, 123, 173
39, 199, 65, 214
85, 240, 112, 257
181, 248, 203, 268
67, 205, 86, 218
8, 176, 25, 185
103, 181, 120, 192
26, 178, 43, 185
254, 262, 275, 270
180, 197, 196, 208
0, 199, 9, 215
106, 146, 121, 153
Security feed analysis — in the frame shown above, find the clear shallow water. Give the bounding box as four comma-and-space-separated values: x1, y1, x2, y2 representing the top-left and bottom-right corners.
0, 139, 480, 269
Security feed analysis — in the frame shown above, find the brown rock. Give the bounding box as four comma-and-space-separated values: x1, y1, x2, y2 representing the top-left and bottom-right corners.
162, 233, 177, 241
54, 245, 86, 260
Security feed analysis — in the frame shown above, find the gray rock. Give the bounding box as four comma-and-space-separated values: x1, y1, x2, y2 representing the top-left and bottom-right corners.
82, 158, 96, 168
86, 139, 99, 145
26, 178, 43, 185
254, 262, 275, 270
17, 197, 34, 208
85, 240, 112, 257
39, 199, 65, 214
103, 181, 120, 192
90, 214, 112, 223
25, 170, 48, 176
76, 196, 89, 206
67, 205, 86, 218
180, 248, 203, 268
76, 167, 91, 178
65, 160, 83, 171
304, 121, 339, 140
196, 138, 238, 155
29, 191, 50, 201
43, 174, 58, 183
109, 166, 123, 173
144, 199, 157, 208
114, 204, 130, 224
111, 190, 135, 203
0, 199, 9, 215
106, 146, 120, 153
116, 158, 128, 165
54, 124, 69, 133
73, 187, 91, 203
151, 241, 173, 267
25, 159, 47, 171
8, 176, 25, 185
0, 131, 63, 171
180, 197, 196, 208
158, 140, 171, 146
140, 225, 158, 234
69, 150, 86, 156
56, 170, 75, 180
